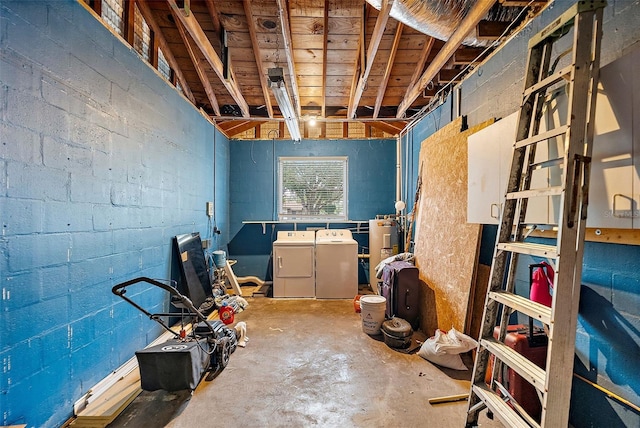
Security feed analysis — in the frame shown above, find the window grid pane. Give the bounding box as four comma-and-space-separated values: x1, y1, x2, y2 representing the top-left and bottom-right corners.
101, 0, 124, 36
279, 157, 347, 221
158, 49, 171, 81
133, 4, 151, 61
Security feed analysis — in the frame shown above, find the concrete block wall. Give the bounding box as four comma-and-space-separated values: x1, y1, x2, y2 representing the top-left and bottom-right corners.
573, 242, 640, 427
401, 1, 640, 426
228, 138, 396, 279
0, 1, 227, 426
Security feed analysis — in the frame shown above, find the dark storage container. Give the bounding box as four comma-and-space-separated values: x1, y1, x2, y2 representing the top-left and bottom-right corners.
381, 261, 420, 326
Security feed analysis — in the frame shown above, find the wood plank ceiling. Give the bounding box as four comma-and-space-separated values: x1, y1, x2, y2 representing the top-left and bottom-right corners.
138, 0, 549, 139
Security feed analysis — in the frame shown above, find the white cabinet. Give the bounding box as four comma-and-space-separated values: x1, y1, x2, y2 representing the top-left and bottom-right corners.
467, 112, 547, 224
587, 47, 637, 228
468, 47, 640, 229
467, 112, 518, 224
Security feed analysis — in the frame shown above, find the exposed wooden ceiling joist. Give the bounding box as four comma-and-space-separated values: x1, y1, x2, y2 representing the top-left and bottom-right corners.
172, 9, 221, 116
321, 0, 329, 119
374, 22, 403, 118
396, 0, 498, 118
88, 0, 552, 139
166, 0, 250, 117
136, 0, 195, 104
406, 35, 435, 97
203, 0, 221, 33
369, 120, 406, 135
243, 0, 274, 118
347, 0, 393, 119
275, 0, 301, 117
218, 120, 267, 137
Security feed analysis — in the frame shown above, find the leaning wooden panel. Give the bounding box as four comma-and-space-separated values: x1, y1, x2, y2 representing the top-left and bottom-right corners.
413, 117, 494, 335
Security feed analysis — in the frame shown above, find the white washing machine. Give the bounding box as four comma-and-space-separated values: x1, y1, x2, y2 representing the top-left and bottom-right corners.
315, 229, 358, 299
272, 231, 316, 298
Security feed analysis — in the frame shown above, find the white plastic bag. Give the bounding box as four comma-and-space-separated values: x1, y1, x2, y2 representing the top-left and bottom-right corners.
417, 328, 478, 370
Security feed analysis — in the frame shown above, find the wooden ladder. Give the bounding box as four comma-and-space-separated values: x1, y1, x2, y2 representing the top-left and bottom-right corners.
466, 2, 605, 427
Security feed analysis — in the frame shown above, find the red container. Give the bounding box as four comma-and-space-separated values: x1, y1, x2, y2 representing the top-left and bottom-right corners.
353, 295, 362, 313
489, 324, 548, 420
219, 305, 235, 325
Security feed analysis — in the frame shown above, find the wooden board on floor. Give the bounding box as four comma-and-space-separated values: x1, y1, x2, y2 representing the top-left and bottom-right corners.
71, 309, 220, 427
70, 368, 141, 427
413, 117, 494, 335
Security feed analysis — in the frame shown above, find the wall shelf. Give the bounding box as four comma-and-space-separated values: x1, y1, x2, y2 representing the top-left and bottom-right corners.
242, 220, 369, 234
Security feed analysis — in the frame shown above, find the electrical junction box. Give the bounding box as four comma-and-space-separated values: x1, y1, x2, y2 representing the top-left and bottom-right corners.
206, 202, 214, 217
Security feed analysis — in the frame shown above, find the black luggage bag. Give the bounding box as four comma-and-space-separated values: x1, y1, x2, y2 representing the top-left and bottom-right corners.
381, 260, 420, 327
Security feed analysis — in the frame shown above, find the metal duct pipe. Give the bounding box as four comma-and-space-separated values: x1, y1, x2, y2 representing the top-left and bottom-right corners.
366, 0, 520, 47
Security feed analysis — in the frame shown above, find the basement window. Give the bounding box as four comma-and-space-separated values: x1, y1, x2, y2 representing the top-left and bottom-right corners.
278, 157, 348, 221
133, 4, 151, 61
101, 0, 124, 36
158, 49, 171, 81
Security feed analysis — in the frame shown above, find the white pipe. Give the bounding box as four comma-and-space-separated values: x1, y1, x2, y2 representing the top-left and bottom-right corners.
396, 134, 402, 212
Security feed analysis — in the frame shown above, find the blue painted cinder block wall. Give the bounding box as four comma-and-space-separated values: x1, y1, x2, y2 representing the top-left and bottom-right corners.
0, 1, 229, 426
228, 138, 397, 279
399, 1, 640, 426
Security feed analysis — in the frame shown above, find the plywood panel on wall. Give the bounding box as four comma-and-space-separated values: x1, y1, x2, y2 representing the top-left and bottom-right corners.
413, 116, 494, 335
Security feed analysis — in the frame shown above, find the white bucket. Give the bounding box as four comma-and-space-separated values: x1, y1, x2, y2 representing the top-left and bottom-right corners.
359, 295, 386, 335
212, 250, 227, 268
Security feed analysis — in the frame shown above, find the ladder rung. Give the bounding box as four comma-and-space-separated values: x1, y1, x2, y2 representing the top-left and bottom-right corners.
489, 291, 552, 325
522, 65, 573, 99
497, 242, 557, 258
481, 337, 547, 393
471, 384, 538, 428
515, 125, 569, 149
506, 186, 564, 200
531, 157, 564, 170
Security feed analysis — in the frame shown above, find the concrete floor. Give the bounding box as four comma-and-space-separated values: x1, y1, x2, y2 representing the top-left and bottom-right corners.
109, 297, 500, 428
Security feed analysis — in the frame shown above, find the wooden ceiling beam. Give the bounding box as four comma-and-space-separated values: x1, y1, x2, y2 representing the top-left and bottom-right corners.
348, 0, 393, 119
166, 0, 250, 117
136, 0, 195, 104
219, 120, 267, 136
374, 22, 403, 118
359, 3, 367, 79
321, 0, 329, 119
171, 8, 221, 116
275, 0, 301, 117
396, 0, 497, 118
243, 0, 274, 118
369, 120, 406, 135
406, 35, 434, 98
203, 0, 222, 33
347, 4, 365, 117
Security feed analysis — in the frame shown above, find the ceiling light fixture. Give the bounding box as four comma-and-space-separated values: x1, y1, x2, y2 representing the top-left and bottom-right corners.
268, 67, 301, 142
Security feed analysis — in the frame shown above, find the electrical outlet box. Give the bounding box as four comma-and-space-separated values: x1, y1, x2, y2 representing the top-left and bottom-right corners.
202, 239, 211, 249
206, 202, 214, 217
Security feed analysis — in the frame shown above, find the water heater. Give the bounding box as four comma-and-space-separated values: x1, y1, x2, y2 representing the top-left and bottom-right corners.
368, 217, 399, 293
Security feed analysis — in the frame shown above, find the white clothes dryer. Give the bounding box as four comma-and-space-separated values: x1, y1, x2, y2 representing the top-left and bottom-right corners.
272, 231, 316, 297
315, 229, 358, 299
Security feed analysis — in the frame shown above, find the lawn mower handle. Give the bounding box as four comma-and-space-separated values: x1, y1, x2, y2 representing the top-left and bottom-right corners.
111, 276, 218, 337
